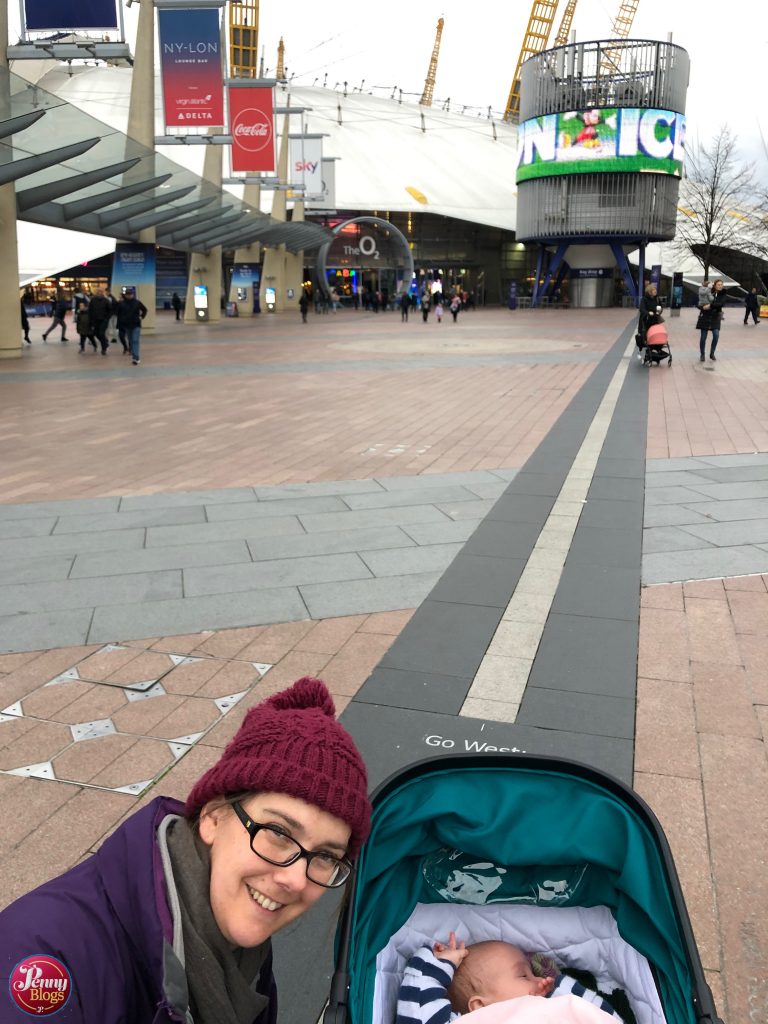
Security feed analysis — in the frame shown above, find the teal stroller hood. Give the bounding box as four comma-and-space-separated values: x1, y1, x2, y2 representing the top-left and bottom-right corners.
326, 754, 723, 1024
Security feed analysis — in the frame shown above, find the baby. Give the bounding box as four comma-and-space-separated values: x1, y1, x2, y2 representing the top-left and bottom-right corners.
396, 933, 622, 1023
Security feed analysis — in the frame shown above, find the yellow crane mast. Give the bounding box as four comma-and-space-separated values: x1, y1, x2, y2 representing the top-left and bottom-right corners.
420, 16, 445, 107
554, 0, 578, 47
601, 0, 640, 74
276, 37, 286, 80
229, 0, 260, 78
504, 1, 560, 123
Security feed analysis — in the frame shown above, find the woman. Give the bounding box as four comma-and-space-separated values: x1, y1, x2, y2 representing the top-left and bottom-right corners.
638, 283, 661, 340
696, 278, 725, 361
1, 677, 371, 1023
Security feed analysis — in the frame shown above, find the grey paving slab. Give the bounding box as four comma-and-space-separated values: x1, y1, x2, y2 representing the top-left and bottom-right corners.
355, 666, 471, 715
401, 520, 478, 545
504, 472, 565, 497
684, 497, 768, 522
429, 554, 525, 608
552, 565, 640, 621
0, 529, 146, 560
462, 519, 542, 559
299, 505, 450, 534
527, 614, 637, 699
0, 554, 75, 586
246, 525, 416, 561
519, 455, 575, 477
70, 540, 252, 579
644, 471, 715, 489
145, 517, 304, 547
644, 485, 712, 506
375, 471, 506, 491
254, 479, 385, 500
580, 499, 643, 531
462, 481, 510, 501
677, 480, 768, 501
682, 465, 768, 484
588, 476, 645, 503
0, 518, 57, 539
490, 468, 521, 481
642, 504, 714, 528
485, 494, 555, 524
698, 453, 768, 468
0, 608, 94, 654
566, 526, 641, 569
517, 686, 635, 739
642, 528, 716, 555
359, 543, 463, 577
434, 499, 498, 521
89, 586, 309, 644
299, 572, 441, 620
679, 519, 768, 547
119, 487, 257, 511
0, 497, 121, 521
646, 457, 711, 473
642, 546, 768, 585
0, 570, 182, 615
53, 505, 206, 535
185, 553, 371, 597
340, 485, 479, 511
341, 702, 634, 790
594, 458, 646, 480
378, 600, 503, 679
205, 496, 347, 521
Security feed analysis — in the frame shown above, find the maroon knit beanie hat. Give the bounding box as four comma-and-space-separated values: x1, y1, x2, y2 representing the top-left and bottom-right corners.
185, 677, 371, 856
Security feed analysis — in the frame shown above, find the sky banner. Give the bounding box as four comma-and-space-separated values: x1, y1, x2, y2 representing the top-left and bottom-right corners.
229, 87, 275, 173
289, 138, 324, 198
24, 0, 118, 30
158, 8, 224, 129
306, 159, 336, 210
516, 107, 685, 183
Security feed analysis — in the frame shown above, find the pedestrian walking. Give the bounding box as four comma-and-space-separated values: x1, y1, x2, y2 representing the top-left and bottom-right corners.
42, 292, 69, 342
435, 300, 444, 323
421, 292, 431, 323
172, 291, 182, 321
744, 286, 760, 326
88, 286, 115, 355
20, 297, 30, 344
299, 288, 310, 323
450, 294, 461, 323
118, 288, 148, 365
76, 302, 98, 353
696, 278, 725, 362
400, 291, 410, 322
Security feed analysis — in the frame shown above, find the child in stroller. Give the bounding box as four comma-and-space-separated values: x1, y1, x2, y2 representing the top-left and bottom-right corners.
636, 285, 672, 366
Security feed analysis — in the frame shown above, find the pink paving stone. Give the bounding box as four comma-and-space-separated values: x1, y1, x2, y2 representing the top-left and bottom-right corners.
685, 598, 743, 666
192, 660, 262, 699
140, 742, 220, 805
723, 575, 767, 593
357, 608, 416, 634
0, 719, 72, 771
637, 608, 691, 682
699, 733, 768, 1024
75, 645, 144, 681
0, 650, 43, 674
726, 590, 768, 635
145, 696, 221, 740
53, 733, 140, 784
19, 679, 97, 720
192, 626, 266, 660
235, 652, 333, 697
294, 615, 368, 655
236, 620, 316, 663
640, 583, 684, 612
150, 633, 213, 655
322, 633, 397, 697
103, 650, 177, 685
692, 664, 761, 738
683, 579, 727, 601
111, 692, 187, 734
0, 646, 100, 703
704, 971, 725, 1022
49, 681, 128, 723
755, 705, 768, 745
87, 736, 178, 790
159, 657, 226, 696
634, 677, 700, 779
0, 774, 77, 857
633, 772, 721, 972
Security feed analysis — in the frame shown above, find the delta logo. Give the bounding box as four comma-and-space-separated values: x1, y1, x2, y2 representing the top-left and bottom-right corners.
9, 955, 72, 1016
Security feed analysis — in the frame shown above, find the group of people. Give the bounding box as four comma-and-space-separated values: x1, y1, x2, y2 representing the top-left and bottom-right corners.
22, 287, 147, 365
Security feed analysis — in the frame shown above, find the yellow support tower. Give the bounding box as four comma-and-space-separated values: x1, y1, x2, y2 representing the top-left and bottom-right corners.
504, 1, 560, 123
601, 0, 640, 74
554, 0, 578, 46
276, 37, 285, 81
420, 17, 444, 107
229, 0, 259, 78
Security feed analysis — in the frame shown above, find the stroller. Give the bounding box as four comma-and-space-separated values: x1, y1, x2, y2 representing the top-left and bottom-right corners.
636, 312, 672, 367
326, 755, 722, 1024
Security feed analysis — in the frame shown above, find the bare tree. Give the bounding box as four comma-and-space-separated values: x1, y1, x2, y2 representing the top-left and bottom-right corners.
674, 126, 757, 279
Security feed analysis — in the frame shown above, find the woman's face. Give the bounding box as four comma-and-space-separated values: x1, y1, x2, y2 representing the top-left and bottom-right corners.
713, 280, 723, 291
199, 792, 351, 947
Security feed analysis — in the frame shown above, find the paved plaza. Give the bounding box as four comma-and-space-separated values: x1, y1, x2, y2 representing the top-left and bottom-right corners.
2, 306, 768, 1023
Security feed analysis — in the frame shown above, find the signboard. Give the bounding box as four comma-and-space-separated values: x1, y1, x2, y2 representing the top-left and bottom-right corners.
305, 159, 336, 211
111, 244, 155, 294
650, 264, 662, 289
231, 263, 260, 289
158, 8, 224, 129
570, 268, 613, 279
229, 86, 275, 172
24, 0, 117, 30
289, 138, 324, 198
516, 107, 685, 183
671, 271, 683, 315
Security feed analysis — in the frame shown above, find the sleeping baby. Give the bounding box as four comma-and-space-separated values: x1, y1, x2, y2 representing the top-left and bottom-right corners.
395, 932, 624, 1023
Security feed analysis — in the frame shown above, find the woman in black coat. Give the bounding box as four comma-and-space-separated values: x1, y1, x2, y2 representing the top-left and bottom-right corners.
637, 283, 661, 345
696, 278, 725, 361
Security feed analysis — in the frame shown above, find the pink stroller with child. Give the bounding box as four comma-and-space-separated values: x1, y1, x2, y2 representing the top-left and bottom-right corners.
636, 312, 672, 367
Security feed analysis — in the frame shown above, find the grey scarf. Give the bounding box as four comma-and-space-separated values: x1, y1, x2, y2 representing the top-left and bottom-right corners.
166, 818, 271, 1024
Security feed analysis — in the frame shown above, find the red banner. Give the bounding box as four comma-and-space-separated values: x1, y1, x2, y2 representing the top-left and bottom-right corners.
229, 86, 275, 173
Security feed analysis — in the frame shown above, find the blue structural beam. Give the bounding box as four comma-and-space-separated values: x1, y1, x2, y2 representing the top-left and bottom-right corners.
532, 244, 545, 306
534, 242, 568, 308
610, 242, 640, 304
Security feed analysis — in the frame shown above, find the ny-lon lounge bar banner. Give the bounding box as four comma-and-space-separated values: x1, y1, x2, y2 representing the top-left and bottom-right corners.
229, 86, 275, 173
24, 0, 118, 30
158, 8, 224, 129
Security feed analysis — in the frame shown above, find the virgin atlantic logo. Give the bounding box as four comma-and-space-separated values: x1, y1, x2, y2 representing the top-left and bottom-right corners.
232, 109, 273, 152
9, 955, 72, 1016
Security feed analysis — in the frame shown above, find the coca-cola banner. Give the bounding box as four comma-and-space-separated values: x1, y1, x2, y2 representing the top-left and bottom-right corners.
158, 8, 224, 129
229, 86, 275, 173
289, 137, 324, 198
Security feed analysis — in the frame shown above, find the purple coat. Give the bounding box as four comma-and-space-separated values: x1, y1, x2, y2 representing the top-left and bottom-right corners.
0, 797, 276, 1023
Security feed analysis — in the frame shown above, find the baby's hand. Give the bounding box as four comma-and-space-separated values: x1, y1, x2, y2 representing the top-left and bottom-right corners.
433, 931, 468, 967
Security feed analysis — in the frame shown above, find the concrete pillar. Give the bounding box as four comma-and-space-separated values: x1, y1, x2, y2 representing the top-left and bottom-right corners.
228, 183, 261, 317
184, 137, 223, 323
125, 0, 157, 331
260, 114, 289, 312
283, 197, 305, 307
0, 2, 22, 359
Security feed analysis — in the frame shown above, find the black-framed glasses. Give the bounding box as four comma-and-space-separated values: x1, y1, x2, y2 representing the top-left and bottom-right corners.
232, 802, 353, 888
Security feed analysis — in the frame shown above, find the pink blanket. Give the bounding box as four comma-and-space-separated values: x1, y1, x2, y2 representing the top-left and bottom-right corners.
461, 995, 618, 1024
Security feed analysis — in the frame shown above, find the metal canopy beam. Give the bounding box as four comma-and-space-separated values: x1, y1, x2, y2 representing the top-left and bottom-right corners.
0, 109, 46, 141
127, 195, 214, 233
62, 173, 173, 219
16, 157, 143, 211
98, 186, 194, 229
185, 214, 248, 247
156, 206, 227, 241
167, 210, 243, 243
0, 137, 100, 187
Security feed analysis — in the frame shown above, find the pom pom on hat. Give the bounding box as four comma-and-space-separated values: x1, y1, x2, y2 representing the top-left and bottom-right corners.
186, 677, 371, 856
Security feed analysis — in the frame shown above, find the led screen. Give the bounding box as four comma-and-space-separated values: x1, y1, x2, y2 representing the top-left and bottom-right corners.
516, 107, 685, 183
